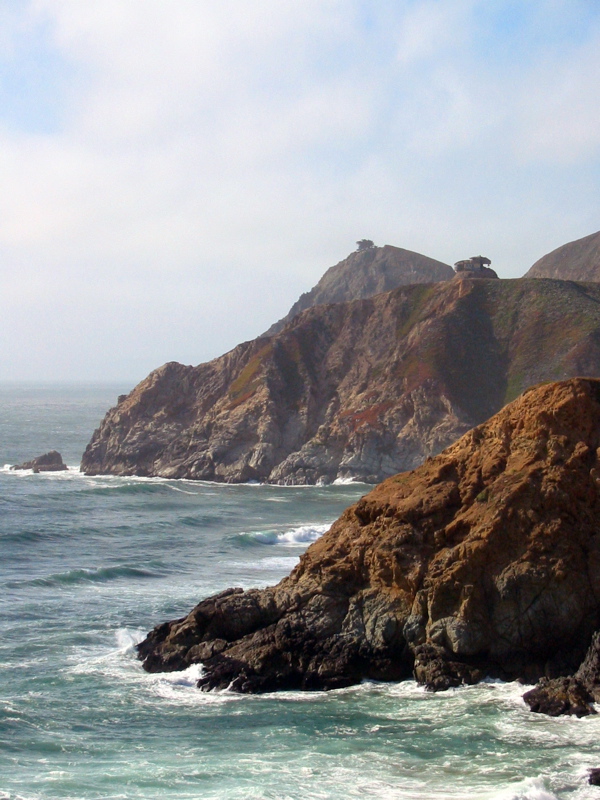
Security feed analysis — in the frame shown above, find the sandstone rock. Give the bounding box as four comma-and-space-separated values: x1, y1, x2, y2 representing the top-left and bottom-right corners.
11, 451, 67, 473
82, 279, 600, 484
137, 378, 600, 695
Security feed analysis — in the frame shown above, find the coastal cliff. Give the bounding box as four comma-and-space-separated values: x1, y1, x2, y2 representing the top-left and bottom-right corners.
82, 278, 600, 483
137, 378, 600, 695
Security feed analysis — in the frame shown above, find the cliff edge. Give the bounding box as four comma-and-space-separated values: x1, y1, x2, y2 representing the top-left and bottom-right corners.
137, 378, 600, 695
82, 278, 600, 483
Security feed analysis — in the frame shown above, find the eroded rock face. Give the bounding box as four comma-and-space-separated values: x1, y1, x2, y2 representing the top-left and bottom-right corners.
82, 279, 600, 484
11, 451, 67, 472
137, 379, 600, 695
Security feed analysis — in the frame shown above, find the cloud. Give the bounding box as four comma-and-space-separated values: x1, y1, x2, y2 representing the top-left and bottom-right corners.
0, 1, 599, 380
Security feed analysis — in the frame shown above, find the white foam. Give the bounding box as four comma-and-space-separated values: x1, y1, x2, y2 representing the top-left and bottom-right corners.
491, 777, 559, 800
251, 522, 331, 545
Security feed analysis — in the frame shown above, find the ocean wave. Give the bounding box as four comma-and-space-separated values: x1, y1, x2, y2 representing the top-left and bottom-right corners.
16, 564, 163, 588
231, 522, 331, 547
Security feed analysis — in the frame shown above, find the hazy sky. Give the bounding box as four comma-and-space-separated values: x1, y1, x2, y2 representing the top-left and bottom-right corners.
1, 1, 599, 383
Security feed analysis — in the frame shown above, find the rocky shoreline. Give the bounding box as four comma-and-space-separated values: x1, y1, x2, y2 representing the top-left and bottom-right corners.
137, 378, 600, 713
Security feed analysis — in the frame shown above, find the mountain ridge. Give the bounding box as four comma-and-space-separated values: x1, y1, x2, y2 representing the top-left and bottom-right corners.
81, 277, 600, 483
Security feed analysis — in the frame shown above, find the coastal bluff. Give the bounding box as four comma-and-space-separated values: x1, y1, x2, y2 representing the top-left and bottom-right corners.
82, 278, 600, 484
138, 378, 600, 699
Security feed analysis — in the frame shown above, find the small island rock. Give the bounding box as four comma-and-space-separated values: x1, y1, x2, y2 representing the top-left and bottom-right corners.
11, 451, 68, 473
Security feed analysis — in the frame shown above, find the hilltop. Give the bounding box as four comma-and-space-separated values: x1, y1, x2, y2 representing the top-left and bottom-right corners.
524, 230, 600, 281
265, 244, 454, 335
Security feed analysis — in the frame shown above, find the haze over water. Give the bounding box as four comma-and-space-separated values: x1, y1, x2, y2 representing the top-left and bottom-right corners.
1, 384, 599, 799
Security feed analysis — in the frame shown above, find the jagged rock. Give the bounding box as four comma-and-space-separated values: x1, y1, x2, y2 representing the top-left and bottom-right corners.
137, 378, 600, 694
11, 451, 67, 473
523, 629, 600, 717
524, 230, 600, 281
523, 677, 596, 717
82, 279, 600, 484
589, 769, 600, 786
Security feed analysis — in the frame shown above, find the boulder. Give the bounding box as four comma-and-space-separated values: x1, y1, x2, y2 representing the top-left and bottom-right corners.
11, 451, 68, 473
137, 378, 600, 696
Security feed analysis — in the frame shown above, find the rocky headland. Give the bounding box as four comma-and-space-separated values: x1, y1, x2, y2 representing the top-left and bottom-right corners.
82, 277, 600, 484
137, 378, 600, 700
524, 230, 600, 281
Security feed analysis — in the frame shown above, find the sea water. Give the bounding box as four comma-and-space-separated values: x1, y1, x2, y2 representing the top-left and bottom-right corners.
1, 383, 599, 800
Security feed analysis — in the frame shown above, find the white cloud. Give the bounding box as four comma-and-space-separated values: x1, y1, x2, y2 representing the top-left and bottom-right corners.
0, 1, 599, 380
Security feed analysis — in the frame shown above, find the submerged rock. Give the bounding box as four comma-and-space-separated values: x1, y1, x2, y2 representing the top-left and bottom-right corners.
11, 451, 67, 473
137, 378, 600, 696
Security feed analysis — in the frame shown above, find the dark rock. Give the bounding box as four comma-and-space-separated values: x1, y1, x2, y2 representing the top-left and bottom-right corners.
589, 768, 600, 786
137, 379, 600, 695
11, 450, 68, 473
523, 677, 596, 718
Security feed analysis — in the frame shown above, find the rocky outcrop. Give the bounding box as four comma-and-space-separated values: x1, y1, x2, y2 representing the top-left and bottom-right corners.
11, 451, 67, 472
523, 630, 600, 717
265, 244, 454, 336
453, 266, 498, 280
524, 230, 600, 281
137, 379, 600, 695
82, 278, 600, 484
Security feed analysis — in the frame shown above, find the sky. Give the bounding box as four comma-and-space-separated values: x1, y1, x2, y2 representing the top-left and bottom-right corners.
0, 0, 599, 383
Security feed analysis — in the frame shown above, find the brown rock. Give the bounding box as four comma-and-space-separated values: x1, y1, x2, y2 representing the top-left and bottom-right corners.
523, 677, 596, 717
82, 278, 600, 484
137, 378, 600, 694
11, 451, 67, 473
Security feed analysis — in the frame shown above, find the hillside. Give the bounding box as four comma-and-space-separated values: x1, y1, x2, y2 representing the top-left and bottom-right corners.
264, 244, 454, 335
137, 378, 600, 697
81, 278, 600, 483
524, 230, 600, 281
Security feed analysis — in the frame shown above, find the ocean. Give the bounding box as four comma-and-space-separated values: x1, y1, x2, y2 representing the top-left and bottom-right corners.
1, 383, 599, 800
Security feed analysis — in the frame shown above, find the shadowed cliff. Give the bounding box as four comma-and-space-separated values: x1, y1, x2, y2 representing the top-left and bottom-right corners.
82, 278, 600, 483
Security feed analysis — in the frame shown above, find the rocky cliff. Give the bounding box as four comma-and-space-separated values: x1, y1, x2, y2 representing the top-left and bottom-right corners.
82, 278, 600, 484
524, 230, 600, 281
137, 378, 600, 695
264, 244, 454, 336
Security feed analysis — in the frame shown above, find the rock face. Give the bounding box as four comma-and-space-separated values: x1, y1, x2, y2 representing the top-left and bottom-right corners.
264, 244, 454, 336
524, 230, 600, 281
82, 278, 600, 484
523, 630, 600, 717
11, 451, 67, 473
137, 379, 600, 695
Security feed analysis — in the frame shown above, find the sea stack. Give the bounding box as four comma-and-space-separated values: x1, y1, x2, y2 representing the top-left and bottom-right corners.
137, 378, 600, 699
11, 451, 68, 472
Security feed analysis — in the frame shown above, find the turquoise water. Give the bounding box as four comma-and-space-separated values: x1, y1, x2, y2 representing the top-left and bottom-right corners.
1, 384, 599, 799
